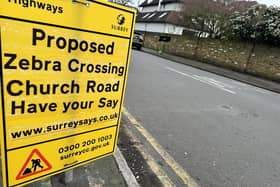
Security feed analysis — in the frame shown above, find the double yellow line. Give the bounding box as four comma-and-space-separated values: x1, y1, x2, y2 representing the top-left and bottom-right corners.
123, 107, 200, 187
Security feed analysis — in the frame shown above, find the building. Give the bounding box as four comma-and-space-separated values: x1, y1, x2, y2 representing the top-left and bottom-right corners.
135, 0, 185, 35
135, 0, 259, 36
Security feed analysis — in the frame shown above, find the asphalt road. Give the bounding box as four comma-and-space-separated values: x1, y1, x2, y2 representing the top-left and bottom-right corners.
124, 50, 280, 187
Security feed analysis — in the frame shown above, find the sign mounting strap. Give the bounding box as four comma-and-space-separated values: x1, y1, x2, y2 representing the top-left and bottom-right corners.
72, 0, 90, 7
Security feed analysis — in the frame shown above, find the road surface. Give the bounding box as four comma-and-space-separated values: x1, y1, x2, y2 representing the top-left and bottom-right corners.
124, 50, 280, 187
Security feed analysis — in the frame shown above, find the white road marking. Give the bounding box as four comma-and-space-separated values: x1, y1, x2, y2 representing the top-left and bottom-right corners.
165, 66, 236, 94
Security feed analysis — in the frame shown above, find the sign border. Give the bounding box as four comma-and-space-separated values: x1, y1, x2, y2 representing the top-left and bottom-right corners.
0, 0, 136, 186
0, 26, 9, 187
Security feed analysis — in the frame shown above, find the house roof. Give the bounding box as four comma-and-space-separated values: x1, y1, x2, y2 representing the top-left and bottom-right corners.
136, 11, 184, 26
139, 0, 183, 7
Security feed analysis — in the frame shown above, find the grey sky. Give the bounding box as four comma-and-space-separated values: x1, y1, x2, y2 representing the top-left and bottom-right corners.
257, 0, 280, 6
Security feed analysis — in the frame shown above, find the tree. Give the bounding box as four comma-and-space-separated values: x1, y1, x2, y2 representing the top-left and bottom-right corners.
262, 7, 280, 45
229, 5, 280, 45
182, 0, 229, 56
229, 5, 267, 72
183, 0, 228, 38
229, 5, 266, 41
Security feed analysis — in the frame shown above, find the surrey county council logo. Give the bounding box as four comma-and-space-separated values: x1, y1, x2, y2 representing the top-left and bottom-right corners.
112, 14, 128, 32
117, 14, 125, 25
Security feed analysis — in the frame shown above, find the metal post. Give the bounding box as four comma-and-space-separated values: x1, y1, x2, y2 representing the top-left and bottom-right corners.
65, 170, 73, 183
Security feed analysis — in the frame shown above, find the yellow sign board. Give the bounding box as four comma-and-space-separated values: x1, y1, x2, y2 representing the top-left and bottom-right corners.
0, 0, 136, 186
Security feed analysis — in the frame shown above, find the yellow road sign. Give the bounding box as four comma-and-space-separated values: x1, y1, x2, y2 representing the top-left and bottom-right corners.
0, 0, 136, 186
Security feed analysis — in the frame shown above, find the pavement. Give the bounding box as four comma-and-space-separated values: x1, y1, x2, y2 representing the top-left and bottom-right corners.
142, 48, 280, 94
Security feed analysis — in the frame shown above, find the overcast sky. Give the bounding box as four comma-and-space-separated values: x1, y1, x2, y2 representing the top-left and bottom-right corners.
257, 0, 280, 6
